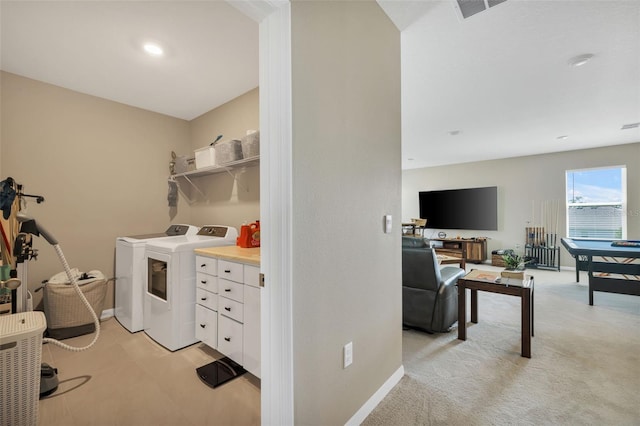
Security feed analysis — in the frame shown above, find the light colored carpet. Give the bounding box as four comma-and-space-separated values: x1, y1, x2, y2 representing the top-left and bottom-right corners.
363, 268, 640, 425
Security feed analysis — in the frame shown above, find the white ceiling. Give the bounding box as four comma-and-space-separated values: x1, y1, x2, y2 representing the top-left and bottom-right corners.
0, 1, 259, 121
1, 1, 638, 169
397, 0, 640, 169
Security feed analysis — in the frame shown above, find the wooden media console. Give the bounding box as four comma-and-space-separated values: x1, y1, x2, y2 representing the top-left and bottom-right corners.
430, 238, 487, 264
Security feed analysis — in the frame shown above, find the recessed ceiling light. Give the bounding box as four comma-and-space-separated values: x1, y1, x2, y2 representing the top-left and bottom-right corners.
568, 54, 594, 67
557, 135, 569, 140
143, 42, 164, 57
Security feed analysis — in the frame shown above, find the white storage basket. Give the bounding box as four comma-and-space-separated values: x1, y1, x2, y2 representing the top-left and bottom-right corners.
195, 146, 216, 169
240, 131, 260, 158
0, 311, 46, 426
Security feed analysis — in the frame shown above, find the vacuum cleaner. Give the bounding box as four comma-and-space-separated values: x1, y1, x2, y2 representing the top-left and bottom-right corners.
0, 212, 102, 425
19, 213, 102, 391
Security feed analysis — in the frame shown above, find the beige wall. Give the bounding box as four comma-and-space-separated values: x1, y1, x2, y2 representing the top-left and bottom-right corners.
402, 142, 640, 266
291, 1, 402, 424
1, 72, 260, 312
188, 87, 260, 230
0, 71, 192, 308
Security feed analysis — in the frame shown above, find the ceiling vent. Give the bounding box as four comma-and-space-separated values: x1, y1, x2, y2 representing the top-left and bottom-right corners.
621, 122, 640, 130
454, 0, 508, 20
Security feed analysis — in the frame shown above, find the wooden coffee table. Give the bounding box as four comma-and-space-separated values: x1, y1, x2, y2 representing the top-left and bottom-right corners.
437, 253, 465, 269
457, 270, 534, 358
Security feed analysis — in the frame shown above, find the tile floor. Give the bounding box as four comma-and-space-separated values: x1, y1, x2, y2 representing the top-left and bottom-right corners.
38, 317, 261, 426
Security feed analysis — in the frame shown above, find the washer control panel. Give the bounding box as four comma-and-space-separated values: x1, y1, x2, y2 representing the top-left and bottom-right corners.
198, 226, 231, 238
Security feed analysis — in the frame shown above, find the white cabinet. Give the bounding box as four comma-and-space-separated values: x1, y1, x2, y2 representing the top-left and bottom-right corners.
218, 314, 243, 364
194, 252, 261, 379
195, 255, 218, 349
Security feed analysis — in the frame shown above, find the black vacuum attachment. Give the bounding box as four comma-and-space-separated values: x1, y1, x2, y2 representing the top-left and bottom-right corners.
40, 363, 59, 397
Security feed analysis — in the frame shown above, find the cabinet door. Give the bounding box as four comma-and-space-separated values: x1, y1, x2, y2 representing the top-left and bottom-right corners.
195, 304, 217, 349
465, 242, 479, 262
243, 285, 261, 378
218, 315, 243, 365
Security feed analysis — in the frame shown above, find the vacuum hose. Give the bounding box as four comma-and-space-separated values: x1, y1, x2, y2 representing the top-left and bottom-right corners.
17, 212, 100, 352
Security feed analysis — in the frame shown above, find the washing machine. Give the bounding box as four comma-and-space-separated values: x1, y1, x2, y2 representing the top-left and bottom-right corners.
143, 225, 238, 351
115, 224, 199, 332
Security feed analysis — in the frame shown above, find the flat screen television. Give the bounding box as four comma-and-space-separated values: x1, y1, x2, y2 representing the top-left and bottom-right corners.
419, 186, 498, 231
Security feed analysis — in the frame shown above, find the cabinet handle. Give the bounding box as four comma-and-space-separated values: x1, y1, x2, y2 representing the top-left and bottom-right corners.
224, 288, 231, 292
200, 324, 206, 328
224, 307, 231, 311
201, 280, 207, 284
224, 337, 231, 342
201, 297, 207, 301
224, 269, 231, 273
201, 264, 206, 268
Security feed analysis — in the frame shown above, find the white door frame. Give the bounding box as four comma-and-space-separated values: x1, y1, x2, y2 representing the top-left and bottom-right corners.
227, 1, 294, 424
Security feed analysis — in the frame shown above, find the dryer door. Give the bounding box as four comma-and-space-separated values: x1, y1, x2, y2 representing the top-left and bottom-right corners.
147, 254, 169, 302
143, 250, 176, 349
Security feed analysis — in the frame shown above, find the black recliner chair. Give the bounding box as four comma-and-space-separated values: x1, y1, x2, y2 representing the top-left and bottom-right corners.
402, 237, 466, 333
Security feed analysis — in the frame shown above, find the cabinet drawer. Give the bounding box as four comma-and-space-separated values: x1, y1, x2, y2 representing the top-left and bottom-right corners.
218, 260, 243, 283
218, 278, 244, 303
195, 305, 217, 349
244, 265, 260, 288
218, 315, 243, 365
196, 256, 217, 276
196, 288, 218, 311
196, 272, 218, 293
219, 296, 244, 323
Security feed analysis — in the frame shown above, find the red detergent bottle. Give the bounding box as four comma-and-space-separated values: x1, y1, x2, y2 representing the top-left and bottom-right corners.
249, 220, 260, 247
237, 220, 260, 248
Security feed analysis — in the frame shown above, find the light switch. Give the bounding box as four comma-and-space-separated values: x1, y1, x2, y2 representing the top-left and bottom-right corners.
343, 341, 353, 368
384, 215, 392, 233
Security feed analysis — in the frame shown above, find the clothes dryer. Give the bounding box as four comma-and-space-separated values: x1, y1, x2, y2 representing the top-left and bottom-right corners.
143, 226, 238, 351
115, 224, 199, 332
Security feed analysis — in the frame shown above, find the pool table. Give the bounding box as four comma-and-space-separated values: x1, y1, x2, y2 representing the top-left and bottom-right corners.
561, 238, 640, 305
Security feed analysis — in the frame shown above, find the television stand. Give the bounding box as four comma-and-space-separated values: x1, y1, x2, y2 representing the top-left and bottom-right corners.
430, 238, 487, 264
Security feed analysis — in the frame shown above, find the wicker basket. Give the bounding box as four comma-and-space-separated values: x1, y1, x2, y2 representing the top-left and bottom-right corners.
42, 270, 107, 339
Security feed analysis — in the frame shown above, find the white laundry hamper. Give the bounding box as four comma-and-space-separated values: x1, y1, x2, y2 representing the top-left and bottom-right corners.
0, 311, 47, 426
42, 269, 107, 340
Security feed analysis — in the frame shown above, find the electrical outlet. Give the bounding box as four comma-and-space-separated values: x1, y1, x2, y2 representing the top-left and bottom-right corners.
343, 342, 353, 368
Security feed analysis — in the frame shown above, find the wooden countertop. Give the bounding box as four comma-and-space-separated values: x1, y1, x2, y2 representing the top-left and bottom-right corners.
194, 245, 261, 266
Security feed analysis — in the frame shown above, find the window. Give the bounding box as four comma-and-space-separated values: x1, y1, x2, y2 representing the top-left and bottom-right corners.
566, 166, 627, 239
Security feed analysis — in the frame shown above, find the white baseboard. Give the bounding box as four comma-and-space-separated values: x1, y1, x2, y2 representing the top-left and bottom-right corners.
100, 308, 114, 320
345, 364, 405, 426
